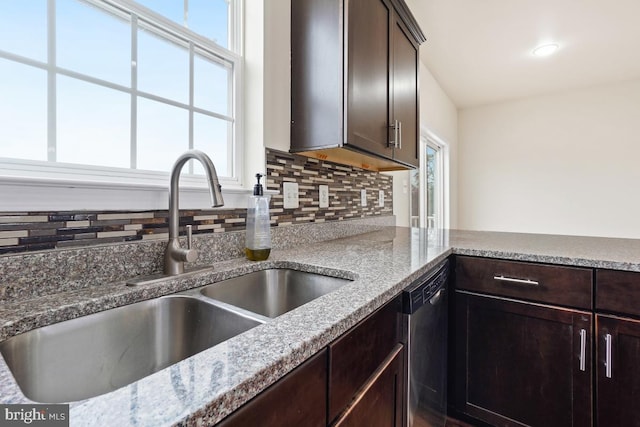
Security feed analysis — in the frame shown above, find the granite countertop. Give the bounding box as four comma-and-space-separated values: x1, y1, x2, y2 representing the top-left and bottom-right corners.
2, 227, 640, 426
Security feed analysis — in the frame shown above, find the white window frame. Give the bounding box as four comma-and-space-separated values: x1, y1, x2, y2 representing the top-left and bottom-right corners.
0, 0, 248, 211
418, 127, 449, 230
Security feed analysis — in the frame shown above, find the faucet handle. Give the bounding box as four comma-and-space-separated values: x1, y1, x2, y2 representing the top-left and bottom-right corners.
182, 225, 198, 263
186, 225, 193, 249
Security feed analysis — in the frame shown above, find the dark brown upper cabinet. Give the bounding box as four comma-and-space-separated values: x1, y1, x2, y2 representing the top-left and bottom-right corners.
291, 0, 425, 171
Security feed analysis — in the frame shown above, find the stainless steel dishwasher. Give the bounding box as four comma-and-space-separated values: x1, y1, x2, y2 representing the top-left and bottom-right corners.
402, 259, 449, 427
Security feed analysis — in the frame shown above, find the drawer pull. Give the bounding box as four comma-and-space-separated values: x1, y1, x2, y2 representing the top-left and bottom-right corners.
605, 333, 613, 378
579, 329, 587, 372
493, 275, 540, 286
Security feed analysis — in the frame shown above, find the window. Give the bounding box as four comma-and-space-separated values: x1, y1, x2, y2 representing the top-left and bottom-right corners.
409, 130, 448, 231
425, 143, 442, 229
0, 0, 242, 198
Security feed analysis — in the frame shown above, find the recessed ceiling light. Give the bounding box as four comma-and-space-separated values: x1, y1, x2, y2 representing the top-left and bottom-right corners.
532, 43, 559, 57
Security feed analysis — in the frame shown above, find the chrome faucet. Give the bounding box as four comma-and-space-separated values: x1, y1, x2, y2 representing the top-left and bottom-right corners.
164, 150, 224, 276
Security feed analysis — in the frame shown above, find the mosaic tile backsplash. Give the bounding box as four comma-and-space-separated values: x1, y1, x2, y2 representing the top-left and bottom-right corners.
0, 149, 393, 255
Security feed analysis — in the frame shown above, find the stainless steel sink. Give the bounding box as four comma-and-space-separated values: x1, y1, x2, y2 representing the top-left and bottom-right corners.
0, 295, 263, 403
200, 269, 353, 318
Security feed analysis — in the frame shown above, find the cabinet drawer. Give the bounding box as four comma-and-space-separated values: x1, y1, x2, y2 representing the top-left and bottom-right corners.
596, 269, 640, 317
456, 256, 592, 309
328, 296, 401, 423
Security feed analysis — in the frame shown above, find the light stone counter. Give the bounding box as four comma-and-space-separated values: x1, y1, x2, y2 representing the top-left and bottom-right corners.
1, 227, 640, 426
448, 229, 640, 271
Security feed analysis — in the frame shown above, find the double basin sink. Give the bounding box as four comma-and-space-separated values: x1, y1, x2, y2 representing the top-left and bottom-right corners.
0, 268, 352, 403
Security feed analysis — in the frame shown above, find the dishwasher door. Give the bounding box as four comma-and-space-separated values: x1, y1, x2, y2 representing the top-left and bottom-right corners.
403, 260, 449, 427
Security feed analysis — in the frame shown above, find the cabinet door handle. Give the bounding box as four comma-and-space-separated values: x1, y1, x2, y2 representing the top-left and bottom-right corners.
398, 121, 402, 150
605, 333, 613, 378
389, 120, 399, 148
493, 275, 540, 286
579, 329, 587, 372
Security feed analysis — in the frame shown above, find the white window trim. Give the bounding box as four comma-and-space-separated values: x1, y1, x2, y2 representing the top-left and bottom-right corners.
0, 0, 248, 211
0, 157, 256, 211
0, 175, 265, 211
419, 127, 450, 230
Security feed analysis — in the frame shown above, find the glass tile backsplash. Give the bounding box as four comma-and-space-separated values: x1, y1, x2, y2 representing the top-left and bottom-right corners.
0, 149, 393, 254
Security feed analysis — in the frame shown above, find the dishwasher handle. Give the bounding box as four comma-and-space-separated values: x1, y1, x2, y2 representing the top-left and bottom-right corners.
402, 260, 449, 314
429, 289, 445, 305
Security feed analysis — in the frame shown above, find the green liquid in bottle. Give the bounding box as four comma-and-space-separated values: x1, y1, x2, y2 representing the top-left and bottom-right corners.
245, 247, 271, 261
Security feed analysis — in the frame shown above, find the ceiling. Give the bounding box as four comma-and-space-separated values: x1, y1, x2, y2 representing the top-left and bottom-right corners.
405, 0, 640, 108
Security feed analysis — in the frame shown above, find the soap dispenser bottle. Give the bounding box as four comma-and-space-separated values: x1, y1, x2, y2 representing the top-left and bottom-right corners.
245, 173, 272, 261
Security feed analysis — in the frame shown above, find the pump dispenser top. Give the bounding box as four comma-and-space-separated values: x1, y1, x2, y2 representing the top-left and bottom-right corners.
253, 173, 264, 196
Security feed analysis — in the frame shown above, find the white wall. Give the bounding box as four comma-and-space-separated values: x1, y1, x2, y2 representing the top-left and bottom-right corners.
420, 62, 459, 228
244, 0, 290, 186
391, 62, 459, 228
263, 0, 291, 153
458, 79, 640, 238
389, 169, 411, 226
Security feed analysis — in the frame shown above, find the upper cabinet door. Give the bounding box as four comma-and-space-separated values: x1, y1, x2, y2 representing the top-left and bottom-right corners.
345, 0, 393, 160
390, 16, 419, 167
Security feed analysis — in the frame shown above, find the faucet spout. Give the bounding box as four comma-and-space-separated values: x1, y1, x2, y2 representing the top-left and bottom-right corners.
165, 150, 224, 276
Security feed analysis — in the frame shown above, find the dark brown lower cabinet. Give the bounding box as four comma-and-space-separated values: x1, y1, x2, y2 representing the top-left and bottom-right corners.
217, 349, 327, 427
333, 344, 404, 427
454, 292, 592, 427
597, 314, 640, 427
328, 296, 402, 423
217, 295, 404, 426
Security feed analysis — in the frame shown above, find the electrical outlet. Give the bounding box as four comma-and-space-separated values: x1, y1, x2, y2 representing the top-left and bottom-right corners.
378, 190, 384, 207
283, 182, 299, 209
319, 185, 329, 208
361, 189, 367, 207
